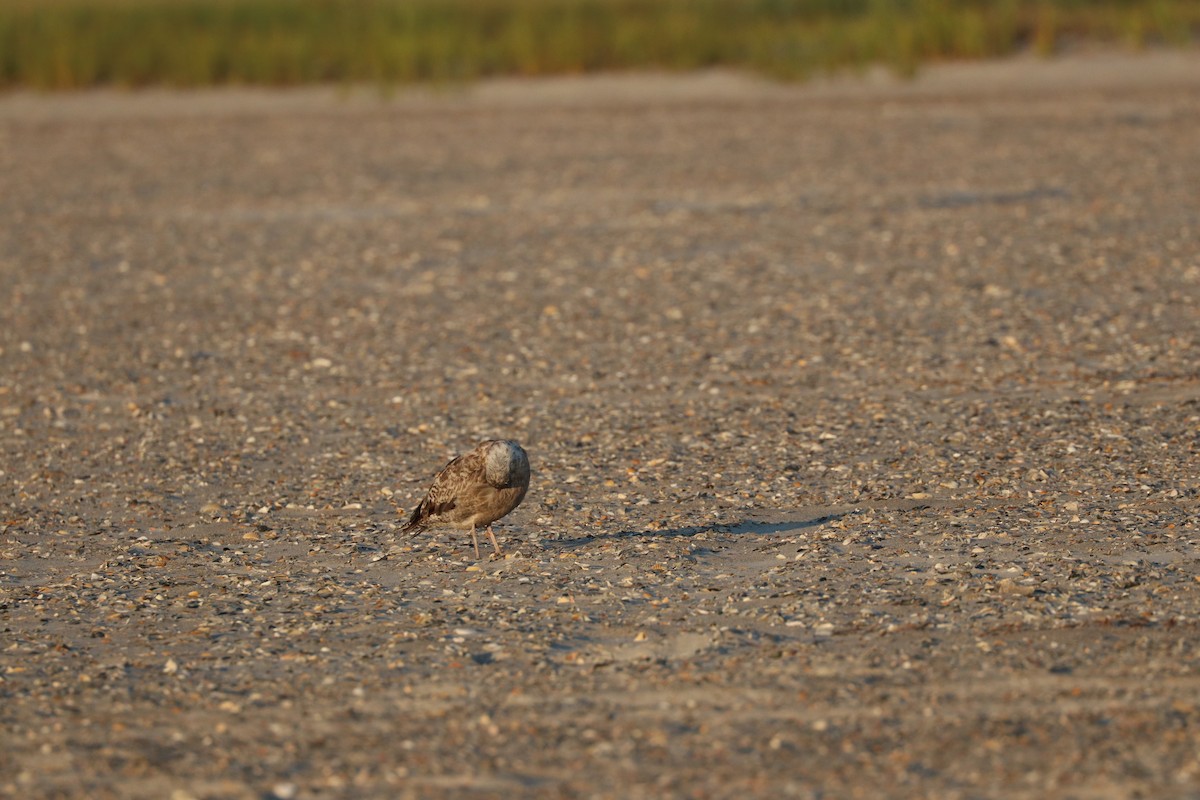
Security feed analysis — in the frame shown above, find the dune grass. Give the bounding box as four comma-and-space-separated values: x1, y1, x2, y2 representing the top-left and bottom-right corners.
1, 0, 1196, 90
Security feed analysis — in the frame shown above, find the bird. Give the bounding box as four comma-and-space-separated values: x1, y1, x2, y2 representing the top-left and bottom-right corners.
401, 439, 531, 559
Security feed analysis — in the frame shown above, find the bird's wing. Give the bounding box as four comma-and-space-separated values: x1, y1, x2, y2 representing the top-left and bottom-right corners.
402, 445, 488, 529
423, 451, 474, 515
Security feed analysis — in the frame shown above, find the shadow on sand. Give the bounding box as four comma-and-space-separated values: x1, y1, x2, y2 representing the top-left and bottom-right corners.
555, 509, 850, 548
552, 496, 984, 548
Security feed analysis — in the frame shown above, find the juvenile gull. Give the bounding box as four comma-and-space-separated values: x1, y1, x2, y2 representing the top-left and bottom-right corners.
401, 439, 531, 559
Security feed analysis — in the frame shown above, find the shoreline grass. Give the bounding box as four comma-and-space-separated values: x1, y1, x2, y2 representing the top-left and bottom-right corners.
1, 0, 1197, 90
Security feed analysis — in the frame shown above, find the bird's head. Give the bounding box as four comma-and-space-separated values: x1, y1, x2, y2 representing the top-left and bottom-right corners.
484, 439, 528, 486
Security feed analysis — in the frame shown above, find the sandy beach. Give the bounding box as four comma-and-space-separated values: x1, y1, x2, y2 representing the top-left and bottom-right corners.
2, 51, 1199, 798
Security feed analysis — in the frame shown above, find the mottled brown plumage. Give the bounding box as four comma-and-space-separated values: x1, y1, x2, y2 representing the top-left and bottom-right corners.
401, 439, 531, 558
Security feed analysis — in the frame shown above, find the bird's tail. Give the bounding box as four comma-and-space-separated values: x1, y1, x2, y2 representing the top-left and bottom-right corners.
400, 501, 426, 533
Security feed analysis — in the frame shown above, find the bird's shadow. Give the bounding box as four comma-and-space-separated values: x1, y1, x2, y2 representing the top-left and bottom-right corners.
554, 511, 847, 548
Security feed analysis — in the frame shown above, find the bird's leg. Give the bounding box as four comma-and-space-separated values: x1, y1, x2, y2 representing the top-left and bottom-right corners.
469, 524, 481, 560
485, 525, 503, 559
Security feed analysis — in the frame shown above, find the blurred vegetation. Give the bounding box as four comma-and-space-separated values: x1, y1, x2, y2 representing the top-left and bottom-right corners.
1, 0, 1196, 89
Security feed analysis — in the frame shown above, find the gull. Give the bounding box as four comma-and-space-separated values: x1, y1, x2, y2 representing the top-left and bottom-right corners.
401, 439, 531, 559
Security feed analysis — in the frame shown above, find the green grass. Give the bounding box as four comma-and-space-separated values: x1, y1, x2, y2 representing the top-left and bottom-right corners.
1, 0, 1197, 90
